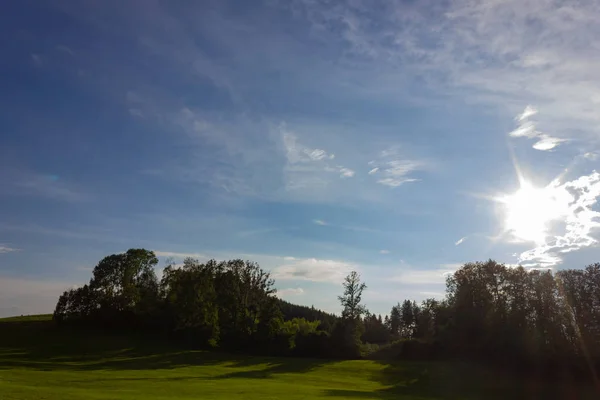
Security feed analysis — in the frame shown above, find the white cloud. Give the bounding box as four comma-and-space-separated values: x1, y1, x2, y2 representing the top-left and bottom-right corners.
532, 135, 564, 151
377, 177, 419, 188
509, 121, 538, 139
391, 263, 460, 285
517, 105, 538, 122
272, 258, 353, 283
518, 171, 600, 267
152, 250, 354, 285
339, 167, 355, 178
154, 250, 208, 259
455, 237, 466, 246
379, 249, 390, 254
306, 149, 333, 161
509, 106, 563, 151
419, 291, 446, 299
289, 0, 600, 144
282, 128, 330, 165
281, 126, 357, 192
311, 219, 389, 234
0, 245, 20, 254
392, 268, 455, 285
368, 148, 422, 188
276, 287, 305, 298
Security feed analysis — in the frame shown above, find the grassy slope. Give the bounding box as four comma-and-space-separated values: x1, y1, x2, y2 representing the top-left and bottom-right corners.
1, 316, 598, 399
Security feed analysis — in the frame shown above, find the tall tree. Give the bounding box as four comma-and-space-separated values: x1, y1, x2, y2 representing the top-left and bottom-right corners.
400, 299, 415, 338
90, 248, 159, 316
338, 271, 367, 321
390, 303, 402, 335
333, 271, 368, 357
160, 258, 219, 345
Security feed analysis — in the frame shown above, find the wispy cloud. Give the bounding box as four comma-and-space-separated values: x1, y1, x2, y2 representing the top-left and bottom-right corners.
339, 167, 355, 178
0, 223, 130, 244
0, 245, 20, 254
272, 257, 353, 283
282, 126, 356, 192
30, 53, 42, 66
391, 263, 460, 285
0, 170, 86, 202
367, 147, 422, 188
419, 291, 446, 299
311, 219, 392, 235
236, 227, 285, 237
287, 0, 600, 142
148, 106, 280, 198
518, 171, 600, 267
154, 250, 208, 260
276, 287, 305, 298
56, 45, 75, 56
283, 0, 600, 265
517, 105, 538, 122
379, 249, 390, 254
153, 250, 354, 288
128, 108, 144, 118
455, 237, 466, 246
509, 105, 564, 151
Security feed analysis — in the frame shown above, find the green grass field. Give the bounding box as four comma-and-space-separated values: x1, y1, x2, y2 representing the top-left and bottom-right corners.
1, 315, 598, 399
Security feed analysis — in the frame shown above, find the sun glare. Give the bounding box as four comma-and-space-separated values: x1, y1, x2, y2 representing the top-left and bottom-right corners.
498, 180, 567, 244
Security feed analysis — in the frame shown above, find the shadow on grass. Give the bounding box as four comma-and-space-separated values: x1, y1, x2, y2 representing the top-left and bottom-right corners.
322, 359, 600, 400
212, 357, 329, 380
0, 319, 328, 376
60, 358, 330, 385
4, 319, 599, 399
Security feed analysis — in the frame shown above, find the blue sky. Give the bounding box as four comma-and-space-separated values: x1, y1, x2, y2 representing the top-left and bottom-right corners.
2, 0, 600, 317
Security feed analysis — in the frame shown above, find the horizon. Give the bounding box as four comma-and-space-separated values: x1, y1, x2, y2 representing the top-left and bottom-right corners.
2, 0, 600, 318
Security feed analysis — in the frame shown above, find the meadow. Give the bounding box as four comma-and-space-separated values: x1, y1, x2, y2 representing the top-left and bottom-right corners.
1, 315, 597, 400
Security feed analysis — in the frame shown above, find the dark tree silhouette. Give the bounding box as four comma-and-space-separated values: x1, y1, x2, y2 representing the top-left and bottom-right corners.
52, 249, 600, 380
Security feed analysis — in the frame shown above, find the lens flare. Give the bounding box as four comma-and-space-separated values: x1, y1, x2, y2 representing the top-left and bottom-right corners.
497, 180, 569, 244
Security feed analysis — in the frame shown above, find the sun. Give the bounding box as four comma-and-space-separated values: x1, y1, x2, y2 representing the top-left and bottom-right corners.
497, 180, 567, 244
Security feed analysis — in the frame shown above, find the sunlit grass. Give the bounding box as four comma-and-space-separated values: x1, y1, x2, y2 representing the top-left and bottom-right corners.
0, 316, 597, 399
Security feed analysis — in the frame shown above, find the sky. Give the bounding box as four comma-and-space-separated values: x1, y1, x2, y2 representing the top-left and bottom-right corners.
1, 0, 600, 318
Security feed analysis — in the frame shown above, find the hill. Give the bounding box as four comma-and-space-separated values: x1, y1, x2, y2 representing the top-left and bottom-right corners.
1, 315, 598, 399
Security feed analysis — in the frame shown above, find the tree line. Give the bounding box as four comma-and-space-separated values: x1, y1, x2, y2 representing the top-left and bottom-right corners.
53, 249, 351, 357
53, 249, 600, 379
372, 260, 600, 379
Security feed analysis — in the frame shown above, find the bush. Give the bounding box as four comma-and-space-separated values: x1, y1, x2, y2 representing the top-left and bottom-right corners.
294, 331, 331, 358
399, 339, 437, 360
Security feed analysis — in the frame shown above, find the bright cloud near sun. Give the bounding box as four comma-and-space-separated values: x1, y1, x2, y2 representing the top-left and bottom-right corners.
509, 106, 564, 151
497, 171, 600, 267
498, 180, 570, 244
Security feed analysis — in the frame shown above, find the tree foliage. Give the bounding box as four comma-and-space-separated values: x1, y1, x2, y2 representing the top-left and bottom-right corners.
52, 250, 600, 378
338, 271, 367, 320
53, 249, 329, 355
